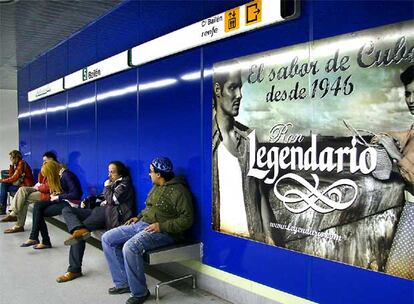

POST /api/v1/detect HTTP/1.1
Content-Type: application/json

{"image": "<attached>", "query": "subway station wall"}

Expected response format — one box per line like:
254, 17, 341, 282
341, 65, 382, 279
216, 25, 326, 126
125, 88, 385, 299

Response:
17, 1, 414, 303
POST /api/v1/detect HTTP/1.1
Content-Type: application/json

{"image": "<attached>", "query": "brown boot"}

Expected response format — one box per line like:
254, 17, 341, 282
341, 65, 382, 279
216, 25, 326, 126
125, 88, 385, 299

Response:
56, 272, 82, 283
64, 228, 91, 246
0, 214, 17, 222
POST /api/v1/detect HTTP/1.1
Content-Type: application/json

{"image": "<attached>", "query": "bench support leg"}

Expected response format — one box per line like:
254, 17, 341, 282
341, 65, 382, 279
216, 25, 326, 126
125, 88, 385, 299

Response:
155, 274, 196, 302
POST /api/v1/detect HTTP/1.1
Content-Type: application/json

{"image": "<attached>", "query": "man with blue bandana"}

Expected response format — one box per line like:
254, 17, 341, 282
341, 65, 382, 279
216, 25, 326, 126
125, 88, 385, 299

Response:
101, 157, 193, 304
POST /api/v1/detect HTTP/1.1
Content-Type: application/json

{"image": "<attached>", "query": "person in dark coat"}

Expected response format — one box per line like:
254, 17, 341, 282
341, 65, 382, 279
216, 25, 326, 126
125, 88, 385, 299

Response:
56, 161, 135, 283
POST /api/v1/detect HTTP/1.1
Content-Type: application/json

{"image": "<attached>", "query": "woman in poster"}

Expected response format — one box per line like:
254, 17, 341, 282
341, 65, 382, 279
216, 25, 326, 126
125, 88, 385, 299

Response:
377, 65, 414, 279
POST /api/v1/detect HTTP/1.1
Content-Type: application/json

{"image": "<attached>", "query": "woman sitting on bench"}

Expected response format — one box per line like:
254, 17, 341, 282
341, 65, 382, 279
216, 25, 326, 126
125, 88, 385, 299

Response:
21, 160, 82, 249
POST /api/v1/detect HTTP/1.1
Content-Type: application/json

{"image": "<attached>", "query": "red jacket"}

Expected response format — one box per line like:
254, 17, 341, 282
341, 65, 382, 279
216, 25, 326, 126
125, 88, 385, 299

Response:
1, 160, 34, 186
37, 172, 50, 201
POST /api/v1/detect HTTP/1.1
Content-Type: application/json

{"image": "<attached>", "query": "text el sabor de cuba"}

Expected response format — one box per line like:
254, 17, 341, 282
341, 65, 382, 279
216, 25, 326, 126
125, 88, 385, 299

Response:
248, 36, 413, 102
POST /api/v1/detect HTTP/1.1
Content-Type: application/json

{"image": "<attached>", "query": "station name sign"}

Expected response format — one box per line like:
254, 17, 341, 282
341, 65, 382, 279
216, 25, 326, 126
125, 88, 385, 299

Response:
64, 51, 130, 89
28, 78, 64, 102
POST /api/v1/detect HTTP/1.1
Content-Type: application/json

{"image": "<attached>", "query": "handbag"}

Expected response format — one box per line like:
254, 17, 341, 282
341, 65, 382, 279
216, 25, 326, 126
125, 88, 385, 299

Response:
81, 194, 104, 209
343, 121, 396, 180
11, 162, 26, 186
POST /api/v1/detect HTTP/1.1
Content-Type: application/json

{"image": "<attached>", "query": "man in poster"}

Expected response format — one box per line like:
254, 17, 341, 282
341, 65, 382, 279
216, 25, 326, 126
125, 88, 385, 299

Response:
212, 62, 275, 244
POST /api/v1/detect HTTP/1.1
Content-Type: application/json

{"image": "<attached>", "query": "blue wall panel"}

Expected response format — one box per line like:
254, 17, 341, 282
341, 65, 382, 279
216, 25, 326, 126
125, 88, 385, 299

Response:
29, 55, 46, 90
67, 24, 97, 73
312, 0, 414, 41
138, 0, 203, 44
46, 42, 68, 82
96, 69, 138, 194
46, 92, 67, 164
18, 117, 31, 163
96, 0, 139, 61
17, 66, 31, 162
310, 257, 414, 304
16, 0, 414, 303
17, 66, 30, 113
29, 54, 47, 173
28, 101, 46, 176
137, 49, 202, 238
203, 0, 246, 18
67, 83, 97, 198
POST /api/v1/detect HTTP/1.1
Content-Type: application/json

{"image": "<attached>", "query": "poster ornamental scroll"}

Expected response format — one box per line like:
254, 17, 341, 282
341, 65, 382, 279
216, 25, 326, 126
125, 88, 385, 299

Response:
212, 20, 414, 280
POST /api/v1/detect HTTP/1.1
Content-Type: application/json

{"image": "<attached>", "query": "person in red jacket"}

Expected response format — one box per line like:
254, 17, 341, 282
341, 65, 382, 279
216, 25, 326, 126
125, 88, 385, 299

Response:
1, 151, 57, 235
0, 150, 34, 215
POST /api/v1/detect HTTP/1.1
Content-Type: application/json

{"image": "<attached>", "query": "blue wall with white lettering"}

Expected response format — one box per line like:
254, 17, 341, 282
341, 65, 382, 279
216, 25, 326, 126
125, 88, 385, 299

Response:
17, 1, 414, 303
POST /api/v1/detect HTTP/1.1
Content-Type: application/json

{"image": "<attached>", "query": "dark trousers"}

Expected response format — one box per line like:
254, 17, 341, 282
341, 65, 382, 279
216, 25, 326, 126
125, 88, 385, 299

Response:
0, 183, 18, 209
29, 201, 69, 245
62, 206, 107, 273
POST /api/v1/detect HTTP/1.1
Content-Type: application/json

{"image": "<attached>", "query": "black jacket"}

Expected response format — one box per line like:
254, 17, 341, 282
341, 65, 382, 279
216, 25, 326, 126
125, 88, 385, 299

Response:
102, 176, 135, 229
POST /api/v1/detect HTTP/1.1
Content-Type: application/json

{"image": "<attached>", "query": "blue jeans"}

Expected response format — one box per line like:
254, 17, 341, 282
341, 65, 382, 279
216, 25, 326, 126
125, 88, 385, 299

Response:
0, 183, 18, 208
101, 220, 175, 297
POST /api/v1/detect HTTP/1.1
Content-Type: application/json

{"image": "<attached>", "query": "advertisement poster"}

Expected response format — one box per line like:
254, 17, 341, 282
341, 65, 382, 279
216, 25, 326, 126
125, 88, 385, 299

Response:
212, 20, 414, 280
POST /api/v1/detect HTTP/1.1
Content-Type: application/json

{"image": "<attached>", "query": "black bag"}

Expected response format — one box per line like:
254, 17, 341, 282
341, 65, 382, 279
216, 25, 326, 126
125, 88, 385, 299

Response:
81, 195, 104, 209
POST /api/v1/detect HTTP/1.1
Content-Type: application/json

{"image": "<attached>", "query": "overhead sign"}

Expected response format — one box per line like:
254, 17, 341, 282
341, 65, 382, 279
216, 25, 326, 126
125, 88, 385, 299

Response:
28, 78, 64, 102
129, 0, 299, 67
26, 0, 298, 102
64, 51, 130, 89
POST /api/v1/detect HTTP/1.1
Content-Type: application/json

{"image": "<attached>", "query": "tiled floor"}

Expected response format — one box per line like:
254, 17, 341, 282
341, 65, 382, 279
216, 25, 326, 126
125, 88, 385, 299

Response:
0, 214, 230, 304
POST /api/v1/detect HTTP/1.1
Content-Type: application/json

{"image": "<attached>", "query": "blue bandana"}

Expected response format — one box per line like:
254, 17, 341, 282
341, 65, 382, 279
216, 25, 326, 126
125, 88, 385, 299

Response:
151, 157, 173, 173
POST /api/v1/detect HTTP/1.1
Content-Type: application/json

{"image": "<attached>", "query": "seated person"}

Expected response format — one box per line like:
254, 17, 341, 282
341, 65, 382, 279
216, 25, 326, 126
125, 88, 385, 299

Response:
1, 151, 57, 230
56, 161, 135, 283
0, 150, 34, 215
19, 160, 82, 247
101, 157, 193, 304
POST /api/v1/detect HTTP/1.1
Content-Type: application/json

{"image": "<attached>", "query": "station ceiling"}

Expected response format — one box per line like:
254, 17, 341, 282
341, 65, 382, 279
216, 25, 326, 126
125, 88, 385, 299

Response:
0, 0, 122, 90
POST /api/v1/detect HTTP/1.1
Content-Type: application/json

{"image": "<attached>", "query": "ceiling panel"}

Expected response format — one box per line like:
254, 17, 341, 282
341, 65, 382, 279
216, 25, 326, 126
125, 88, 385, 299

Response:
0, 0, 122, 90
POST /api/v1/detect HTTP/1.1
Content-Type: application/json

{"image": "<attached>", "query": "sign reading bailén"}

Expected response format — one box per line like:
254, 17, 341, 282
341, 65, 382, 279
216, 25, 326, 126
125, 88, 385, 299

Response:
64, 51, 129, 89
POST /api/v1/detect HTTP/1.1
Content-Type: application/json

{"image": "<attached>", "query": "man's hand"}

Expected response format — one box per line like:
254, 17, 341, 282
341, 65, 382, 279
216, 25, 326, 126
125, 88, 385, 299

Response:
379, 135, 402, 161
145, 222, 160, 233
125, 217, 138, 225
371, 135, 381, 145
104, 179, 112, 187
80, 201, 86, 209
50, 194, 59, 201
